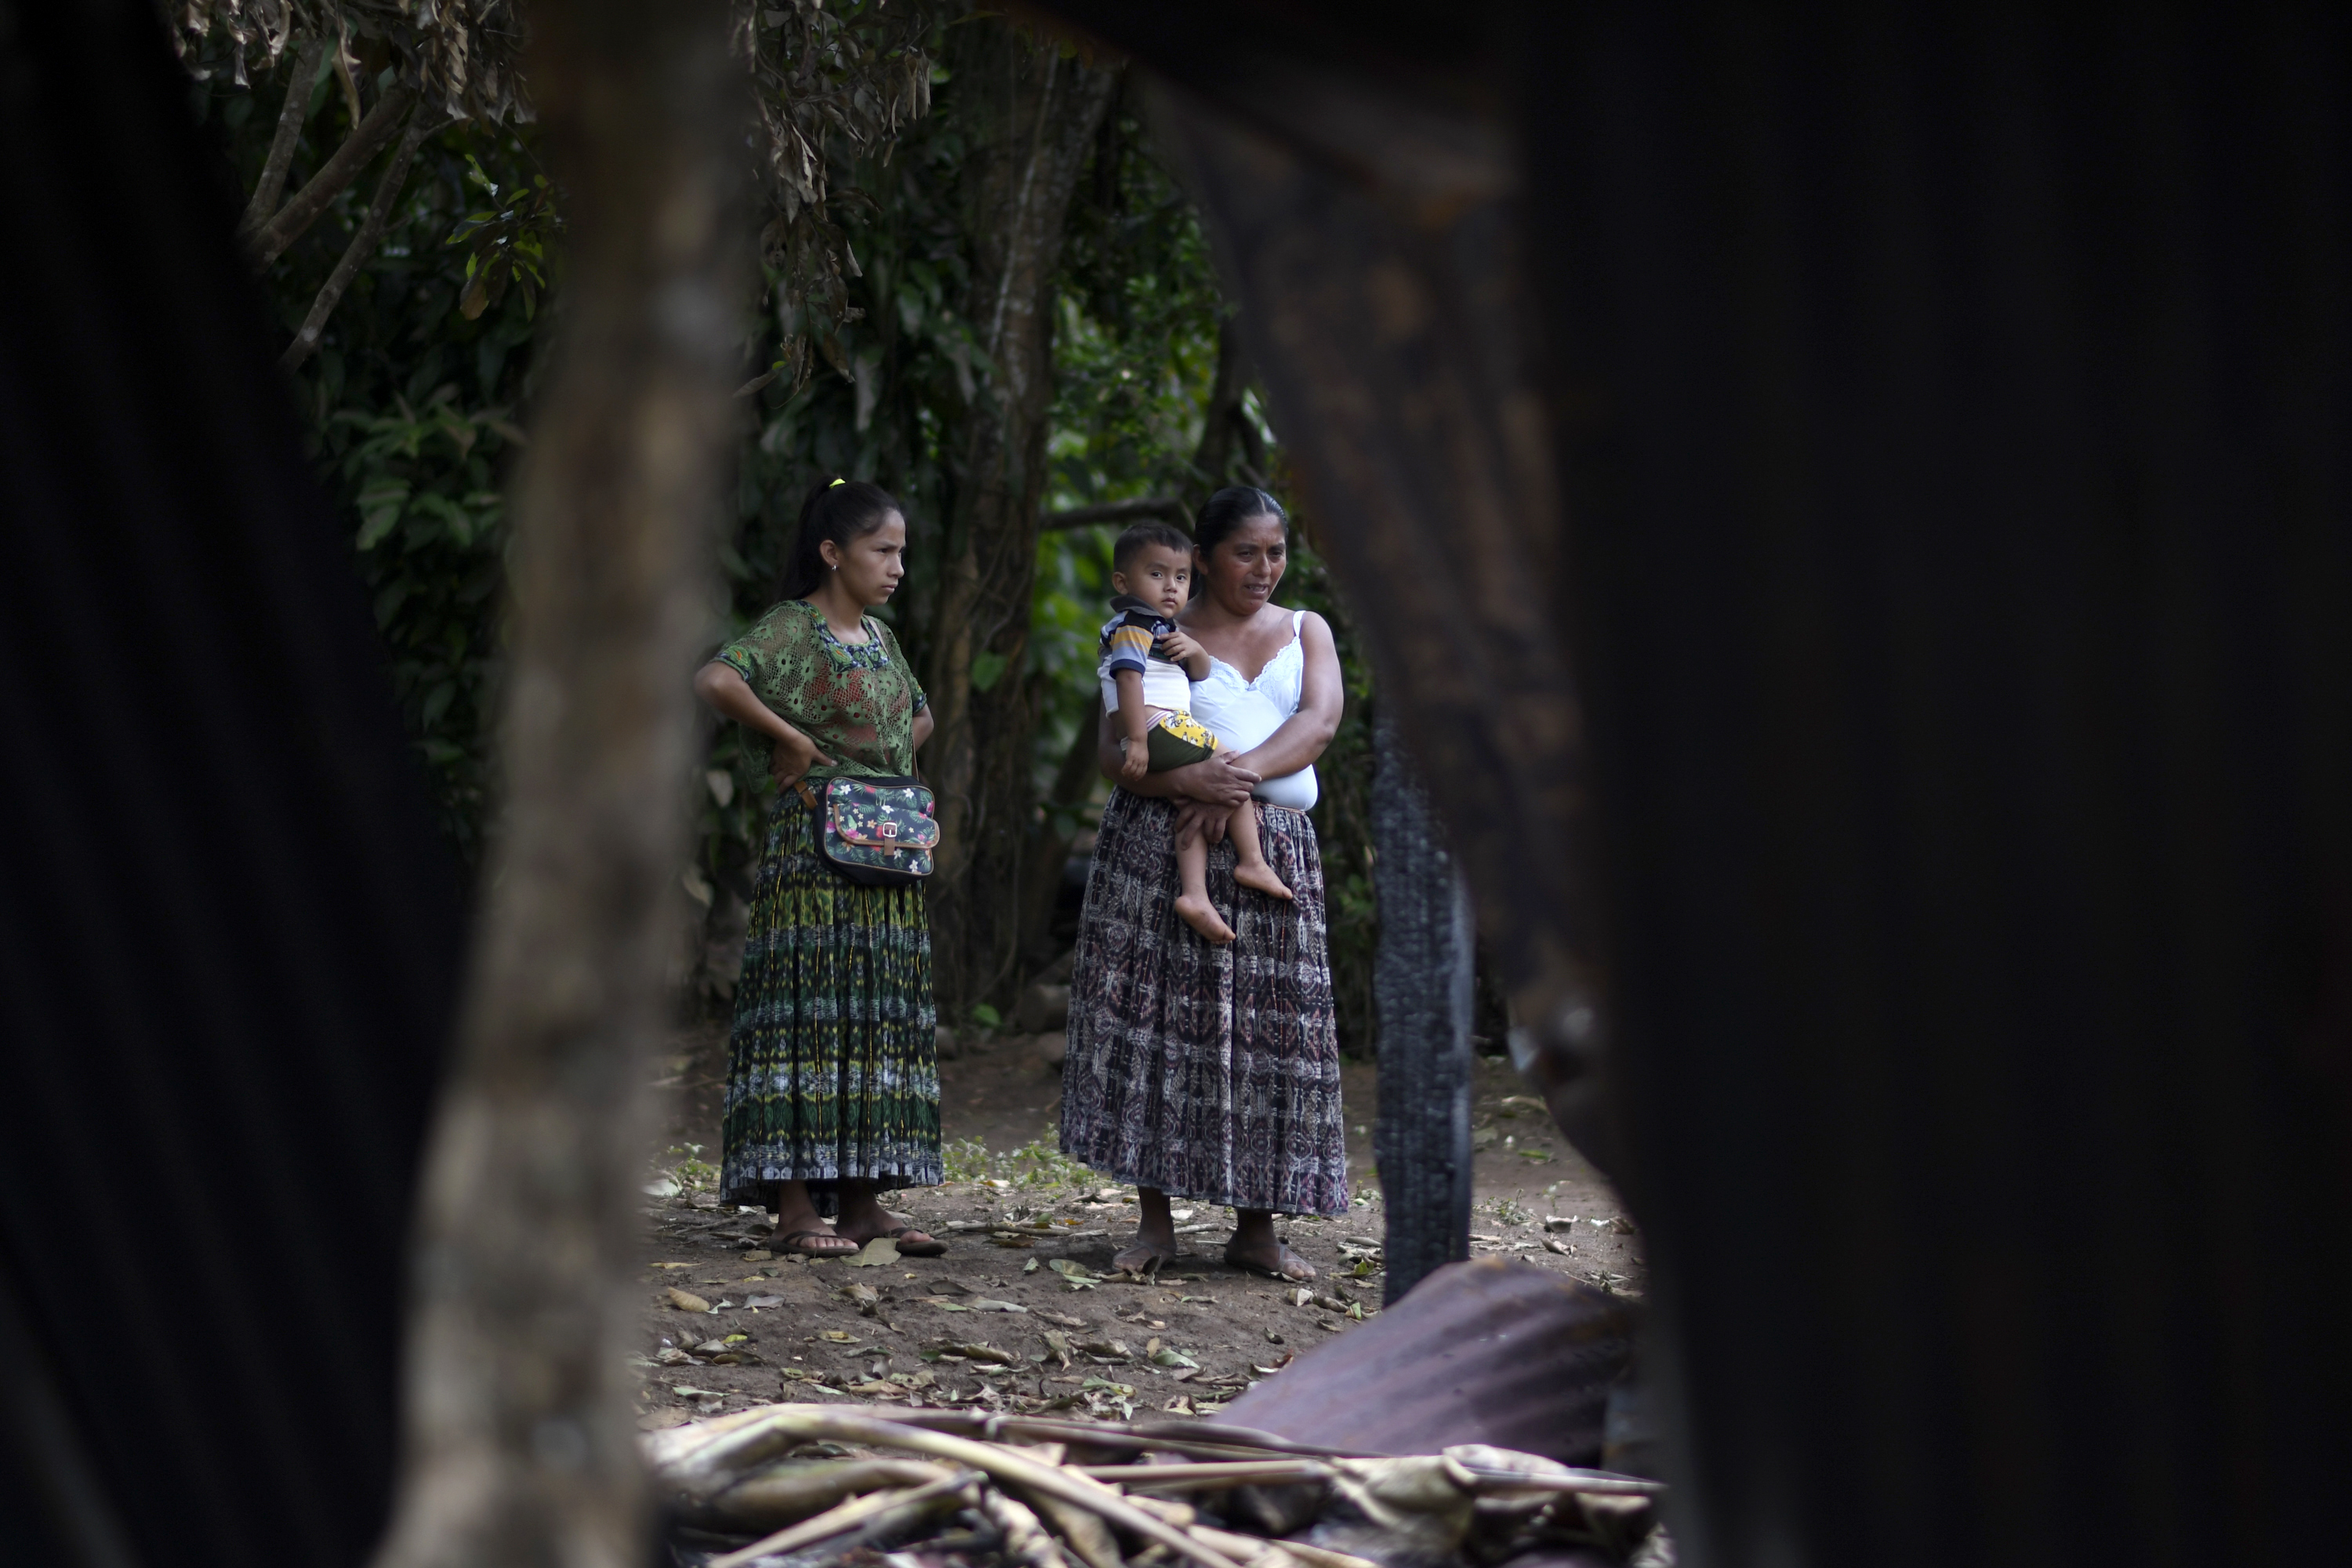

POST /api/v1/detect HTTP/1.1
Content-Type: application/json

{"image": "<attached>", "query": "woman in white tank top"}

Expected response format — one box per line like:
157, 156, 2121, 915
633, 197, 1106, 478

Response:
1058, 489, 1348, 1283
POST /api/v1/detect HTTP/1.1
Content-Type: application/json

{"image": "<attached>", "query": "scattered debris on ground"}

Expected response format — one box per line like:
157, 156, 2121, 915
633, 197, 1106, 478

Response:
635, 1023, 1647, 1429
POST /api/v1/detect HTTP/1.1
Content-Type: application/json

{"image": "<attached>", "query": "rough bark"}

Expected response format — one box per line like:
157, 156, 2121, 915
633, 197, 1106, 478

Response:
1371, 708, 1475, 1304
924, 22, 1119, 1014
367, 0, 743, 1563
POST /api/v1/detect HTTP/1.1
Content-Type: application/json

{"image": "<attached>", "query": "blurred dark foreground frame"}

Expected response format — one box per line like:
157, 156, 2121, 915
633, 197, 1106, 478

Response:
3, 2, 2349, 1566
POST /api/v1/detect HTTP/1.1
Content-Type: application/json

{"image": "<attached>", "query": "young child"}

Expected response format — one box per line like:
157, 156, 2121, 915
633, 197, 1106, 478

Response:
1098, 521, 1294, 945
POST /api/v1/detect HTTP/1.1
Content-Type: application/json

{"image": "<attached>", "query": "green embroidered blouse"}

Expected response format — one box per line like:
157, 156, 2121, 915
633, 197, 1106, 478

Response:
716, 598, 927, 782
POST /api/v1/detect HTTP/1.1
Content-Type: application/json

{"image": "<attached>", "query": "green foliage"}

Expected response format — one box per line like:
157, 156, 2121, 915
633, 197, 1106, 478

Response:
192, 63, 550, 865
942, 1130, 1098, 1192
448, 153, 559, 321
191, 28, 1381, 1042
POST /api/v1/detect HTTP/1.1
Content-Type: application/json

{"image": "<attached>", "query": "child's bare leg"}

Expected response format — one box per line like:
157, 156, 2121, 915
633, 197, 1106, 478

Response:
1173, 822, 1236, 944
1227, 800, 1294, 901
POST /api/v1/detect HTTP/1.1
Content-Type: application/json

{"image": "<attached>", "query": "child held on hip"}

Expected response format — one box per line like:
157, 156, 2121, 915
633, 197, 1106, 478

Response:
1098, 521, 1294, 945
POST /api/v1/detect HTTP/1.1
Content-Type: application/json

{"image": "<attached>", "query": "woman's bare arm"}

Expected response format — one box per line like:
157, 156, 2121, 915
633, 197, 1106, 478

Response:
913, 706, 935, 750
1225, 612, 1342, 780
695, 660, 831, 785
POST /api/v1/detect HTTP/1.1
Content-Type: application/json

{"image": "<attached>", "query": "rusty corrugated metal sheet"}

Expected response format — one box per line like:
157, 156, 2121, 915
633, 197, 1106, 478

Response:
1211, 1258, 1636, 1465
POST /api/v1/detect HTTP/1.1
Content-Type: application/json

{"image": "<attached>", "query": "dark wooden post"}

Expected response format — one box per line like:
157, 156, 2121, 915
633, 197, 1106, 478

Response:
1372, 708, 1476, 1304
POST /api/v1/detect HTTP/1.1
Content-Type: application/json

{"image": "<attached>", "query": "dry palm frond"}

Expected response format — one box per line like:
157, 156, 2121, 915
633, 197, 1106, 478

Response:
643, 1403, 1666, 1568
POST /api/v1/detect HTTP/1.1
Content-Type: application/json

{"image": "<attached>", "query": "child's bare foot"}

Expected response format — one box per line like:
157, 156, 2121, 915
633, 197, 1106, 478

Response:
1233, 859, 1294, 902
1174, 891, 1236, 944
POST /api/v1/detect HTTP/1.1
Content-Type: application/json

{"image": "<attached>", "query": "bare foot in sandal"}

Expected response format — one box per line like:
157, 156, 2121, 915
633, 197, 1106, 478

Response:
775, 1226, 862, 1258
1114, 1187, 1181, 1275
1222, 1209, 1315, 1281
769, 1179, 862, 1258
835, 1180, 946, 1256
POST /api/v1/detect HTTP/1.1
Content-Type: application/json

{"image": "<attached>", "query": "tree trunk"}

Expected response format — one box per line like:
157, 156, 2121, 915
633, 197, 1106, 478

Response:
1182, 315, 1256, 510
1010, 318, 1258, 969
924, 23, 1118, 1015
368, 0, 743, 1563
1371, 708, 1475, 1304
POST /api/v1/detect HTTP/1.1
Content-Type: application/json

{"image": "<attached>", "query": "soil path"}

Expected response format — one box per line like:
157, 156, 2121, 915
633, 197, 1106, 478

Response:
632, 1023, 1640, 1428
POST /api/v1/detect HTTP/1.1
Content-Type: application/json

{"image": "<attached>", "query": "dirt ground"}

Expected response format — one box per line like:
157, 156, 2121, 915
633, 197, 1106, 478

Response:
631, 1022, 1642, 1429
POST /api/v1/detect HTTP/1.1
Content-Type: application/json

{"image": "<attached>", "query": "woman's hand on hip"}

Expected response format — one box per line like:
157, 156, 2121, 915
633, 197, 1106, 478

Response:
769, 725, 834, 792
1169, 752, 1260, 805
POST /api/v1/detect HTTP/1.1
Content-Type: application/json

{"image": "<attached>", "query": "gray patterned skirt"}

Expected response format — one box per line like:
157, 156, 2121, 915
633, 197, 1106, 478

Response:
1058, 789, 1350, 1215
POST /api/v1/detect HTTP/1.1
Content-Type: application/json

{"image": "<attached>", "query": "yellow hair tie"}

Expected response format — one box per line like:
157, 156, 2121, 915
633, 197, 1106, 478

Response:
829, 477, 847, 488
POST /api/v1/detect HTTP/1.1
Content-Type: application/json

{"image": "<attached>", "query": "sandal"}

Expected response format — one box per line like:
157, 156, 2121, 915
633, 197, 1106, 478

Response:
1112, 1243, 1177, 1278
883, 1225, 946, 1258
1222, 1242, 1315, 1283
775, 1229, 862, 1259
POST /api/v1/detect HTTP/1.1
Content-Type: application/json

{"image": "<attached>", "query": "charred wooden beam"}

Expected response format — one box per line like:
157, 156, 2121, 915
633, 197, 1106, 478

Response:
1371, 709, 1475, 1303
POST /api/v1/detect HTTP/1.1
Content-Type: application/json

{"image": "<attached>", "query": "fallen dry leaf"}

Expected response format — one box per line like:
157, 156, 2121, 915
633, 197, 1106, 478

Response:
847, 1237, 900, 1268
662, 1287, 713, 1313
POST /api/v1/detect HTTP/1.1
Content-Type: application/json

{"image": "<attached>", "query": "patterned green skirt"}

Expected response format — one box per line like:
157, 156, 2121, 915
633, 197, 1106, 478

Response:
720, 796, 939, 1213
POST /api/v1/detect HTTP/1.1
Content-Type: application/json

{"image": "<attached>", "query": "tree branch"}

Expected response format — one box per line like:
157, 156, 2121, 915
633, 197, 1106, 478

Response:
241, 38, 327, 240
280, 107, 437, 372
251, 80, 417, 267
1039, 496, 1190, 532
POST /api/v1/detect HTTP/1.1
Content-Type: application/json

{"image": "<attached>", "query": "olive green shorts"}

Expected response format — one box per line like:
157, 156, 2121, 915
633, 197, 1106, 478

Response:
1143, 709, 1218, 771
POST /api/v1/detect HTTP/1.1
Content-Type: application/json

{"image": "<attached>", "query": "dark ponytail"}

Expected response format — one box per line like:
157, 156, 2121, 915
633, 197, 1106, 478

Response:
778, 477, 901, 601
1192, 485, 1288, 564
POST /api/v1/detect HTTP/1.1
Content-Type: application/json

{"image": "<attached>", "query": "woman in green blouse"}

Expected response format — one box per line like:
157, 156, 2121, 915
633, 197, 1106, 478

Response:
693, 478, 945, 1258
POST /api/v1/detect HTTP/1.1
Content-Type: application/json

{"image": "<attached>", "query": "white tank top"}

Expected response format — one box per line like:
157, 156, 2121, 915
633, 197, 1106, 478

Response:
1189, 610, 1318, 810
